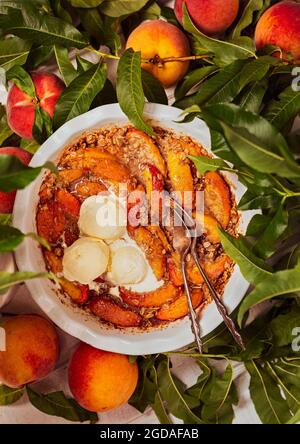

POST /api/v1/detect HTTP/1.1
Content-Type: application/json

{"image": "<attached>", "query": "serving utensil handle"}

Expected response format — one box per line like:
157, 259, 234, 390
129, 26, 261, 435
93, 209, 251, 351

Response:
191, 248, 245, 350
180, 256, 203, 354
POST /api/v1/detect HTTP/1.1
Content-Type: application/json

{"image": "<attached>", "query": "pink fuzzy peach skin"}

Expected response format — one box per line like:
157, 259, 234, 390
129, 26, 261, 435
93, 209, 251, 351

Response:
255, 1, 300, 63
175, 0, 240, 36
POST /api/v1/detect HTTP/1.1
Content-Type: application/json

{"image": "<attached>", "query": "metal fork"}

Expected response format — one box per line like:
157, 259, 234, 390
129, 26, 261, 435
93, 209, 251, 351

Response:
173, 225, 203, 353
171, 197, 245, 351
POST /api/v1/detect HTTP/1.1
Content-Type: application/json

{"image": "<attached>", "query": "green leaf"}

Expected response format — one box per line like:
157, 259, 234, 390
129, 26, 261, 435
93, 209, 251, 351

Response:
77, 7, 103, 41
179, 59, 270, 109
238, 262, 300, 324
0, 36, 31, 71
76, 55, 94, 73
156, 357, 203, 424
160, 5, 178, 25
246, 214, 272, 237
0, 385, 24, 405
238, 79, 268, 113
200, 363, 238, 424
100, 16, 122, 55
0, 213, 12, 225
33, 105, 53, 144
201, 103, 300, 177
54, 45, 77, 86
219, 229, 273, 285
70, 0, 104, 7
20, 138, 40, 154
25, 45, 54, 70
245, 360, 292, 424
0, 271, 50, 292
0, 225, 24, 252
141, 69, 168, 105
253, 205, 288, 259
238, 190, 280, 211
152, 391, 173, 424
26, 387, 98, 423
210, 130, 243, 165
129, 356, 158, 413
116, 49, 153, 135
0, 105, 13, 146
263, 86, 300, 131
206, 59, 269, 105
6, 65, 35, 96
230, 0, 266, 40
182, 4, 256, 66
0, 6, 88, 49
53, 62, 107, 129
92, 78, 117, 107
269, 306, 300, 347
174, 66, 218, 101
0, 154, 56, 192
189, 155, 230, 174
287, 407, 300, 424
51, 0, 72, 23
220, 122, 300, 178
100, 0, 149, 17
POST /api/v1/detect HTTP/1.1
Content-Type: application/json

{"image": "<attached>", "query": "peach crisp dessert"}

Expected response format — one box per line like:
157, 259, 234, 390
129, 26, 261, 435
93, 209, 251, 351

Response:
36, 125, 239, 329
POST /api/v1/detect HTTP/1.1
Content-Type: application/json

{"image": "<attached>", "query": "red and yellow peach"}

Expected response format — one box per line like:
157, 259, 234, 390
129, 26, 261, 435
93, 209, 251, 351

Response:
0, 315, 59, 388
68, 343, 138, 412
175, 0, 240, 36
126, 20, 190, 87
7, 71, 64, 140
255, 1, 300, 63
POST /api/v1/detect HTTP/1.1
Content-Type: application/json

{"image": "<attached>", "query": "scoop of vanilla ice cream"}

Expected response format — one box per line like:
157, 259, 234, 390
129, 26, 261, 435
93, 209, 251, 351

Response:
111, 246, 147, 285
62, 237, 109, 284
79, 194, 127, 241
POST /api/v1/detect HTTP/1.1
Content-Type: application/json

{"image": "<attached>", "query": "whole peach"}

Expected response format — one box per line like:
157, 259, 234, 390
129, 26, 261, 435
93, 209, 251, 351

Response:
126, 20, 190, 87
68, 343, 138, 412
175, 0, 239, 36
7, 72, 64, 140
0, 147, 32, 213
255, 1, 300, 63
0, 315, 59, 388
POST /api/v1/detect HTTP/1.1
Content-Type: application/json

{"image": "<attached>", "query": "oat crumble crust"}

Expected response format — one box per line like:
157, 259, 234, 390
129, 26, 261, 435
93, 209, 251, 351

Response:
36, 124, 239, 330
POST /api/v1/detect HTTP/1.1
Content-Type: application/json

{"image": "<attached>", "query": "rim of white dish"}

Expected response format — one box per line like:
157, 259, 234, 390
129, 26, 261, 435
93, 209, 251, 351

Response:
13, 103, 255, 355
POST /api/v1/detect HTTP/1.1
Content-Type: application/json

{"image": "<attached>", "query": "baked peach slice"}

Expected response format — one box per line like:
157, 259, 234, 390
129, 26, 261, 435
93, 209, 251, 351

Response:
44, 251, 89, 305
62, 148, 117, 169
36, 201, 65, 244
194, 212, 221, 244
56, 189, 80, 217
204, 172, 231, 228
166, 150, 194, 207
74, 181, 107, 200
187, 254, 232, 285
147, 225, 171, 253
89, 294, 142, 327
179, 140, 204, 157
120, 282, 181, 308
60, 279, 89, 305
167, 252, 184, 287
126, 129, 166, 176
59, 168, 84, 186
127, 225, 166, 281
156, 288, 204, 321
